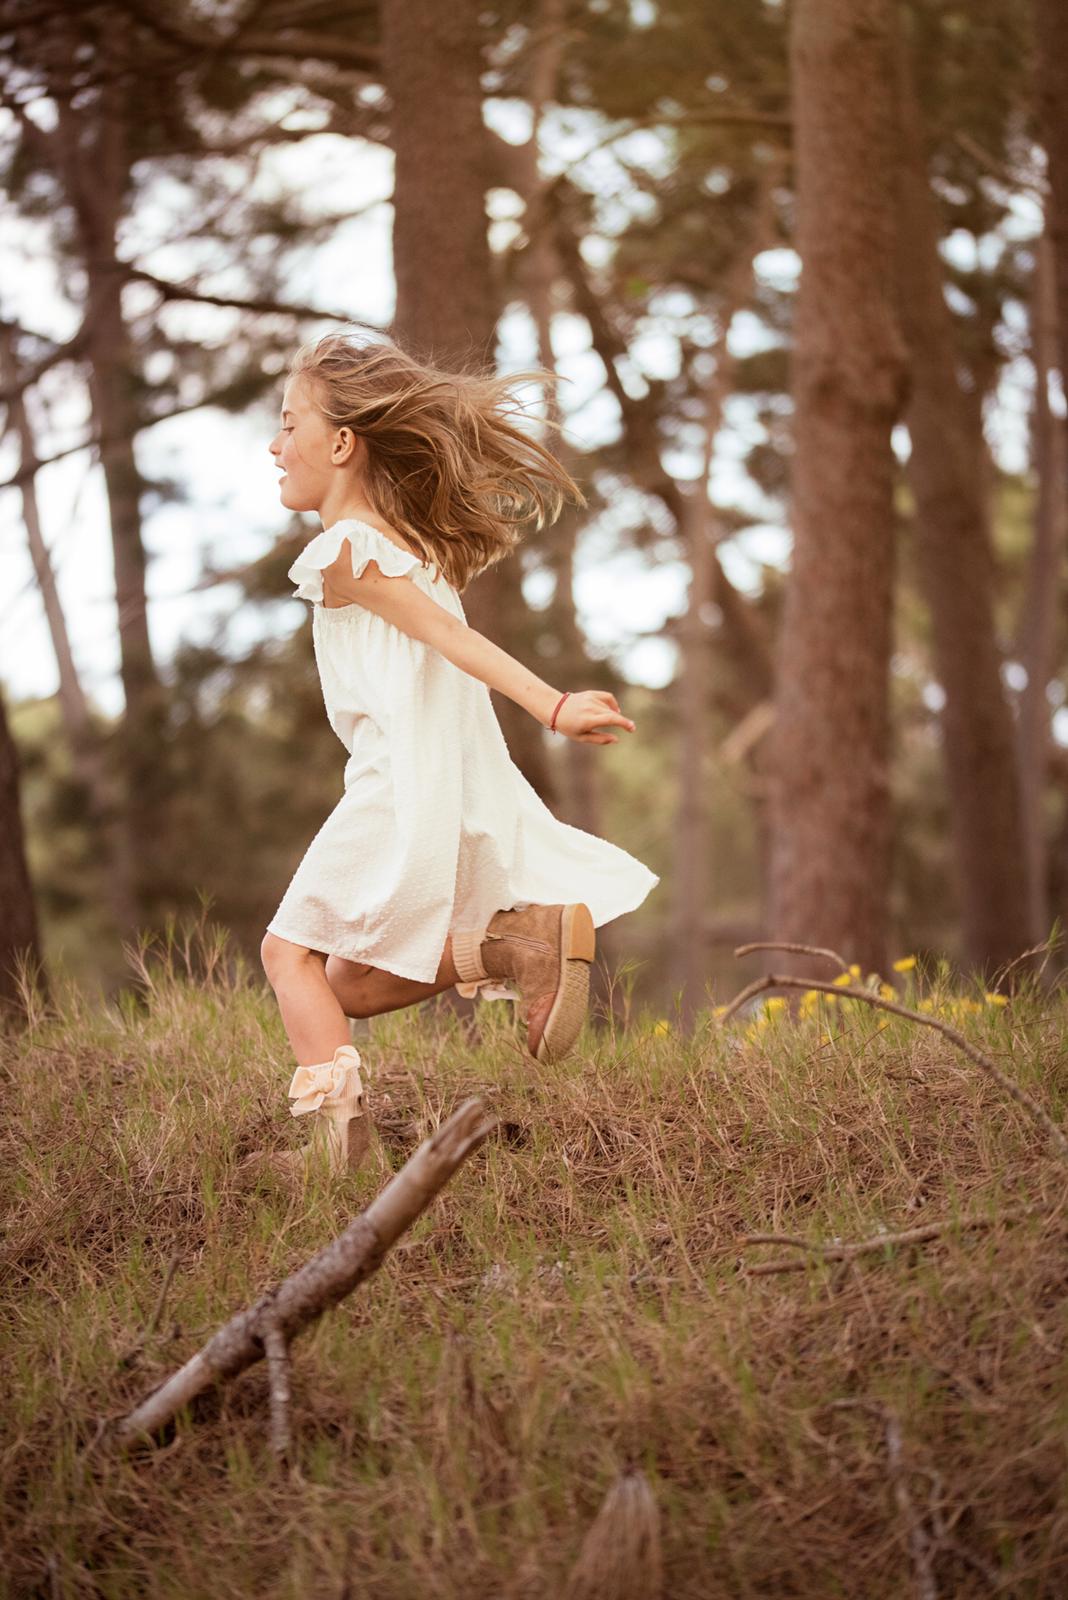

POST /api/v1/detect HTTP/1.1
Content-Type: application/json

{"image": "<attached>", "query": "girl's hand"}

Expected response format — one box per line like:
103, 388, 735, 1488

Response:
550, 690, 636, 744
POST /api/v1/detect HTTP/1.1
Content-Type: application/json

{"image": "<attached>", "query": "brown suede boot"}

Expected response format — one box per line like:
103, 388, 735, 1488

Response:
452, 903, 595, 1063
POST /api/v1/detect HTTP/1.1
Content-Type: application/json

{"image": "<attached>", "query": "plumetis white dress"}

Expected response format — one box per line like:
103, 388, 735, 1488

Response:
265, 517, 660, 1002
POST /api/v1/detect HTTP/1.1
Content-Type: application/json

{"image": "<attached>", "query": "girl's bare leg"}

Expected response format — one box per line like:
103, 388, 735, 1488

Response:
260, 932, 461, 1065
324, 940, 462, 1019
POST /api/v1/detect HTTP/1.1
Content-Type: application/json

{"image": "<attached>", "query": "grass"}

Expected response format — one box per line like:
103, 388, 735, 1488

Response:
1, 919, 1067, 1598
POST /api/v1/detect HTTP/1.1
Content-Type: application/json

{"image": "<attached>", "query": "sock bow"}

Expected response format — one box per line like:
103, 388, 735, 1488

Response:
286, 1044, 364, 1118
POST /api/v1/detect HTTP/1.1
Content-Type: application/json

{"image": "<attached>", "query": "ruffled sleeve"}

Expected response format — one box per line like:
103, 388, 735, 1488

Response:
286, 518, 424, 604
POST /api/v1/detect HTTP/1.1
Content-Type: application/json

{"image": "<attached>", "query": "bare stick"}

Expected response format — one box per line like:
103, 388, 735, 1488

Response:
885, 1412, 937, 1600
734, 940, 848, 971
114, 1098, 496, 1449
262, 1320, 292, 1465
740, 1206, 1046, 1275
717, 972, 1068, 1160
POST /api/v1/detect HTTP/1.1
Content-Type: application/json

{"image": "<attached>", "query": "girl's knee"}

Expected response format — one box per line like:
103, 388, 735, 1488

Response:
261, 931, 312, 983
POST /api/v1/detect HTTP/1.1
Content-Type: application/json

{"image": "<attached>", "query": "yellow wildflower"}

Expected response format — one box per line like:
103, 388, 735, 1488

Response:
832, 971, 852, 988
764, 997, 788, 1016
651, 1018, 672, 1035
848, 963, 862, 979
878, 982, 897, 1001
892, 956, 917, 973
984, 993, 1009, 1008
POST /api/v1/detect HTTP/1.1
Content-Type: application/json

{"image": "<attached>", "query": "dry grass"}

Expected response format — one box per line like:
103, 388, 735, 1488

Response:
1, 919, 1067, 1598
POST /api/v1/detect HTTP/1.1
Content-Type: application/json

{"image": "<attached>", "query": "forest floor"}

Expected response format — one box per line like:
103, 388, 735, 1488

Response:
1, 921, 1066, 1599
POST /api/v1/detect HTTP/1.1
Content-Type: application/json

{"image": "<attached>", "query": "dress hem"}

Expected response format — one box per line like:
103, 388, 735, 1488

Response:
265, 875, 658, 990
264, 923, 448, 985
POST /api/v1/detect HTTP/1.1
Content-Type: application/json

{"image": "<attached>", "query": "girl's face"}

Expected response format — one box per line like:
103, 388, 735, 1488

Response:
267, 375, 360, 515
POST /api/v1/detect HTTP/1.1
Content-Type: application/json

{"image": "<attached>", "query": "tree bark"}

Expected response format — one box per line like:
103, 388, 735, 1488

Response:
381, 0, 555, 799
768, 0, 907, 978
0, 689, 47, 1019
894, 30, 1031, 976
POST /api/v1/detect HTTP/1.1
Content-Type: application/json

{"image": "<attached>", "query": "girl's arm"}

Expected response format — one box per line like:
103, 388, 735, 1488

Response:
320, 546, 636, 743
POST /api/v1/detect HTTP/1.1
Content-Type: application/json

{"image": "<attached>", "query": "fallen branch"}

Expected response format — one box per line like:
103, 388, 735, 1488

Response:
112, 1097, 496, 1457
734, 940, 848, 972
262, 1318, 292, 1465
740, 1205, 1046, 1276
720, 961, 1068, 1162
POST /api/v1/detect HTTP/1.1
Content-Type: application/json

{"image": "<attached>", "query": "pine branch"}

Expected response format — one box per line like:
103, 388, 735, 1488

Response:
123, 266, 366, 325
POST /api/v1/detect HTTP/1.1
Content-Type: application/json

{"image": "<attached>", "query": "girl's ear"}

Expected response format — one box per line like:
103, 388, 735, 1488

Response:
329, 425, 354, 464
332, 427, 359, 465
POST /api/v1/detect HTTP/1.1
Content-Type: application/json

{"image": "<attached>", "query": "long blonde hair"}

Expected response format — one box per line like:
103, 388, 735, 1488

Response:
287, 328, 586, 592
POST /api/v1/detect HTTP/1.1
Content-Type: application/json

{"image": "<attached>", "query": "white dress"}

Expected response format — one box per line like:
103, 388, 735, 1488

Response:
265, 517, 660, 1002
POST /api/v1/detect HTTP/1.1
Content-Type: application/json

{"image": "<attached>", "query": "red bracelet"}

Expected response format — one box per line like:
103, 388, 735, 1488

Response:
549, 691, 571, 733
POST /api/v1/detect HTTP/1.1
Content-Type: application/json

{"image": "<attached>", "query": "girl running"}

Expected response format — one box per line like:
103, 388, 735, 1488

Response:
259, 330, 659, 1175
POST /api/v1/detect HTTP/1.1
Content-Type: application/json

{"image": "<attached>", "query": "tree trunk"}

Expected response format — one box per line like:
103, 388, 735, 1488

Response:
671, 485, 716, 1025
53, 75, 173, 932
0, 322, 137, 937
382, 0, 496, 372
1034, 0, 1068, 964
382, 0, 555, 799
671, 182, 775, 1025
0, 689, 47, 1019
894, 30, 1031, 976
1035, 0, 1068, 389
1017, 236, 1067, 944
768, 0, 907, 978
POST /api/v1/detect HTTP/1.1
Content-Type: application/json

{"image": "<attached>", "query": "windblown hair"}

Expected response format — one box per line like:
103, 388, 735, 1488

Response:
287, 328, 587, 593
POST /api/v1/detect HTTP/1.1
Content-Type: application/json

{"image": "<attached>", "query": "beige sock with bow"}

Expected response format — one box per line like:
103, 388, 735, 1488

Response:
286, 1042, 369, 1174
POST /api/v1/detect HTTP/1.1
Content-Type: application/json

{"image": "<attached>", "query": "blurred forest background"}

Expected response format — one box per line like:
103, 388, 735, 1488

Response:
0, 0, 1065, 1025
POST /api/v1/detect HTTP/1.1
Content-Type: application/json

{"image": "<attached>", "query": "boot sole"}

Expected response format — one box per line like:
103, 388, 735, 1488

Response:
533, 903, 596, 1064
